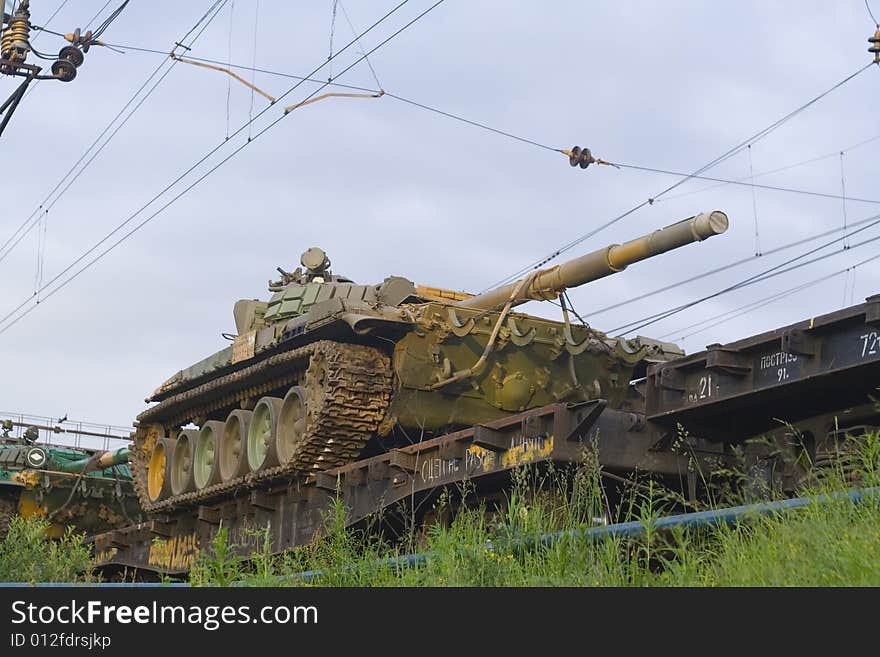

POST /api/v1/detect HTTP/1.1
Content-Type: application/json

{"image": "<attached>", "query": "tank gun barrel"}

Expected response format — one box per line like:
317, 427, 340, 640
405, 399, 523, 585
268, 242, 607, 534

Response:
456, 210, 729, 311
54, 447, 131, 474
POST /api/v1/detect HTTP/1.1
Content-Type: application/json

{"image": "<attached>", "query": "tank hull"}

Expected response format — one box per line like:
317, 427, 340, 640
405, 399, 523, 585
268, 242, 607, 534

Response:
0, 443, 140, 539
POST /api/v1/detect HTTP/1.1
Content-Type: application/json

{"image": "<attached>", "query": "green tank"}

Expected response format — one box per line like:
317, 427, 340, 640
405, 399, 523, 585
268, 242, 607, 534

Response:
132, 210, 729, 512
0, 422, 140, 539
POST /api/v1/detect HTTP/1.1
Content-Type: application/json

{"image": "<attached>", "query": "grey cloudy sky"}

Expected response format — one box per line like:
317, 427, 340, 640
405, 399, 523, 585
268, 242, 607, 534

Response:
0, 0, 877, 428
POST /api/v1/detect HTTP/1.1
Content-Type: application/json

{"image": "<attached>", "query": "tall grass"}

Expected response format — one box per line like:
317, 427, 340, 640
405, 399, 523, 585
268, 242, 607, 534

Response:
2, 435, 877, 586
0, 516, 94, 583
191, 433, 880, 587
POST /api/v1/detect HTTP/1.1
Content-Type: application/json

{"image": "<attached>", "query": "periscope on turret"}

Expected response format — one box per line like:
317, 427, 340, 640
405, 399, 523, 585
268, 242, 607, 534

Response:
131, 211, 729, 512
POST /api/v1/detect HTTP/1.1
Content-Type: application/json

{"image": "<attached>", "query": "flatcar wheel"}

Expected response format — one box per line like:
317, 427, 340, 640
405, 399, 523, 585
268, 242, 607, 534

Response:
170, 429, 198, 496
247, 397, 283, 471
194, 421, 224, 489
147, 436, 177, 502
274, 386, 307, 466
219, 410, 252, 482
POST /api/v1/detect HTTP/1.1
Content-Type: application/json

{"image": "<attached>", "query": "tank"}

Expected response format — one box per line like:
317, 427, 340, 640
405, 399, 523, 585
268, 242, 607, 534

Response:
0, 421, 141, 539
132, 210, 729, 512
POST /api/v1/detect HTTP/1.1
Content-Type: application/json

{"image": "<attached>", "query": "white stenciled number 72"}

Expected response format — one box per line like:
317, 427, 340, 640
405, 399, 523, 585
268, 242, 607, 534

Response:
860, 332, 880, 357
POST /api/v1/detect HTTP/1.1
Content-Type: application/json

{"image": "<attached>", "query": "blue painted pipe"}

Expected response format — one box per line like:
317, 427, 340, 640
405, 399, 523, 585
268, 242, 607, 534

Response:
539, 486, 880, 549
6, 487, 878, 586
288, 486, 880, 583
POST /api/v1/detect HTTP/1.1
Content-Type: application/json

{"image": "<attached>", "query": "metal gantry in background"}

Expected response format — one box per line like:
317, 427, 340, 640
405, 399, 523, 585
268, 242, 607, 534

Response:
0, 410, 132, 451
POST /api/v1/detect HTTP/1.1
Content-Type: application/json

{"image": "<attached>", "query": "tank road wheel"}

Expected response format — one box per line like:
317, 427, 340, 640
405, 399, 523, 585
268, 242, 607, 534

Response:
219, 410, 252, 482
147, 436, 177, 503
0, 495, 16, 541
134, 340, 392, 508
247, 397, 283, 471
194, 421, 224, 489
170, 429, 198, 496
274, 386, 307, 466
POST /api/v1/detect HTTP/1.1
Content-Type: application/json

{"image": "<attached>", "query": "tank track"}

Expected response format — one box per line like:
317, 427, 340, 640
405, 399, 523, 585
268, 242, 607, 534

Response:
130, 341, 392, 513
0, 494, 15, 541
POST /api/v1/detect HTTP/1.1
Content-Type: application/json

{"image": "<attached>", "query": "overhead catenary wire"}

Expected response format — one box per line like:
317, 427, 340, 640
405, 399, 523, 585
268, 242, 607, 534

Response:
609, 208, 880, 336
0, 0, 404, 327
849, 268, 857, 306
613, 209, 880, 334
224, 0, 234, 139
45, 33, 880, 321
587, 209, 880, 320
31, 0, 134, 293
0, 0, 447, 337
91, 44, 876, 209
29, 0, 71, 44
170, 53, 276, 102
0, 1, 229, 267
613, 229, 880, 337
327, 0, 338, 81
0, 0, 442, 335
604, 162, 880, 207
69, 38, 565, 154
94, 43, 379, 92
84, 1, 115, 32
88, 0, 128, 41
867, 0, 878, 26
747, 144, 761, 256
337, 0, 382, 90
8, 7, 872, 343
22, 0, 114, 99
666, 245, 880, 342
841, 267, 852, 309
656, 133, 880, 204
483, 61, 875, 292
668, 269, 848, 342
247, 0, 260, 139
840, 151, 850, 249
29, 0, 74, 300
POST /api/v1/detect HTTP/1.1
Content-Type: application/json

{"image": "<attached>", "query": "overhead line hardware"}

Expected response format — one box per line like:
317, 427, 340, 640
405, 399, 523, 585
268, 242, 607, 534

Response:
0, 0, 445, 337
284, 89, 384, 114
561, 145, 618, 169
1, 1, 81, 81
0, 0, 130, 138
170, 53, 276, 103
870, 27, 880, 64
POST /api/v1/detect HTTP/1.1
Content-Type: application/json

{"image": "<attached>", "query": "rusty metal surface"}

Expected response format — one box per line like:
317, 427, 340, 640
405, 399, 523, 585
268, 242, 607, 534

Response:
92, 402, 693, 576
646, 295, 880, 440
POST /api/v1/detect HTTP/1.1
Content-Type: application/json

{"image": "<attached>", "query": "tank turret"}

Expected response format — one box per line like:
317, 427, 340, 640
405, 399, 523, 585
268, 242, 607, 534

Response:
0, 436, 138, 539
132, 210, 730, 512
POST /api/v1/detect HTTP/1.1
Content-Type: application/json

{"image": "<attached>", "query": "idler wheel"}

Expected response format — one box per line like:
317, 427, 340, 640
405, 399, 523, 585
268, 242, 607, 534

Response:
219, 410, 252, 482
147, 436, 176, 502
170, 429, 198, 496
194, 421, 224, 489
274, 386, 307, 466
247, 397, 283, 471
